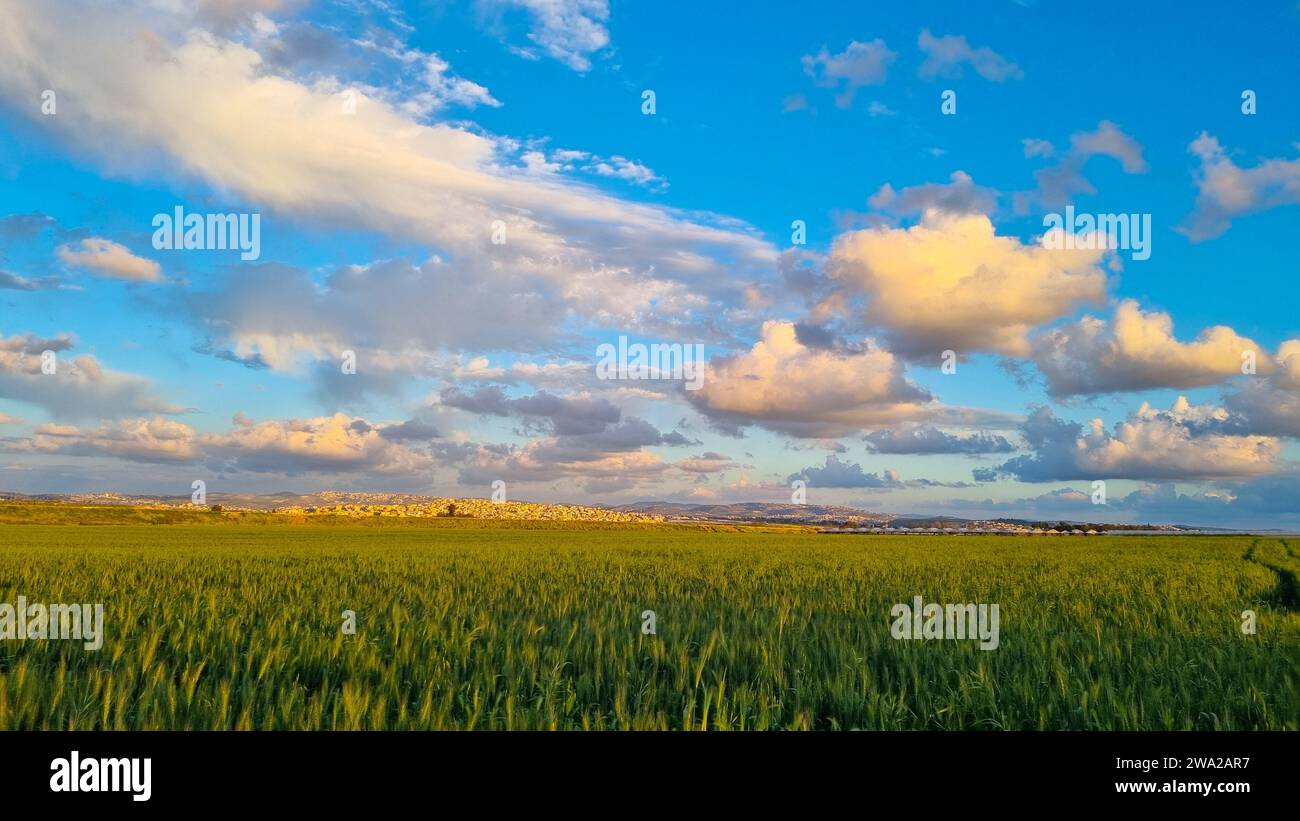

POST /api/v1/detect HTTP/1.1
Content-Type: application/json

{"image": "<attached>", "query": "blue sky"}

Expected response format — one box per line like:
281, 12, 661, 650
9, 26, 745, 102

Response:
0, 0, 1298, 527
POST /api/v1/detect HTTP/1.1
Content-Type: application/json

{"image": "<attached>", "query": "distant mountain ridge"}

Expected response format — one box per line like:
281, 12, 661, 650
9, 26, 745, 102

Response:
0, 491, 1269, 532
612, 502, 1224, 533
614, 501, 892, 525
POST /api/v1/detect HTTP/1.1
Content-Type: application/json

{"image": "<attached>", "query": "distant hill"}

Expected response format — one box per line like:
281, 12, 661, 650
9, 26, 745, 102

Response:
2, 491, 1282, 532
615, 501, 892, 525
616, 503, 1221, 533
0, 492, 660, 523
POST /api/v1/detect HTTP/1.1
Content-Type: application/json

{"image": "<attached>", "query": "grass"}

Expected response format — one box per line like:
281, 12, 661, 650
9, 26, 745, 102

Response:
0, 515, 1295, 730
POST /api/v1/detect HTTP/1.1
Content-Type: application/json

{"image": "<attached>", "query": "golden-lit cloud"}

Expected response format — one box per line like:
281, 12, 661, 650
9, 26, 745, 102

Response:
1031, 300, 1274, 395
826, 211, 1108, 357
689, 320, 934, 436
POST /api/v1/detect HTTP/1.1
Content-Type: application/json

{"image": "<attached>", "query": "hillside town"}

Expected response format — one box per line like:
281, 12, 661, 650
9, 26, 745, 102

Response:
274, 497, 664, 523
0, 492, 1205, 531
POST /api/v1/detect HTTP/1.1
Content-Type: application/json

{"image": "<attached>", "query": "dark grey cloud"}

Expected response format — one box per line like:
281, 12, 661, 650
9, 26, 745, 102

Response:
864, 425, 1015, 455
378, 418, 441, 442
660, 429, 701, 447
440, 386, 621, 436
1224, 381, 1300, 438
792, 321, 837, 349
789, 454, 902, 488
193, 340, 271, 370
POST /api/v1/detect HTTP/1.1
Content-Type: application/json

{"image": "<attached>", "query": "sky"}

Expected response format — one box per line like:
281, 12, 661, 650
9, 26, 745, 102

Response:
0, 0, 1298, 527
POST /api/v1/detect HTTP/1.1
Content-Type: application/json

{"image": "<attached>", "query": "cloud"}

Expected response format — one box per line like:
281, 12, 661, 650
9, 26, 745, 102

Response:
0, 333, 183, 421
802, 39, 896, 108
977, 398, 1282, 482
788, 454, 972, 490
10, 410, 440, 477
438, 390, 688, 474
0, 270, 62, 291
254, 19, 346, 72
418, 53, 501, 111
1030, 300, 1273, 396
56, 238, 162, 282
446, 355, 595, 389
863, 425, 1015, 454
189, 259, 565, 372
1180, 133, 1300, 241
660, 430, 701, 447
20, 417, 200, 462
1225, 382, 1300, 438
0, 333, 74, 355
521, 148, 667, 190
204, 413, 432, 474
1277, 339, 1300, 391
1023, 121, 1147, 209
868, 171, 999, 218
529, 417, 671, 461
917, 29, 1022, 81
790, 454, 902, 488
282, 24, 498, 116
923, 474, 1300, 529
688, 320, 935, 437
376, 418, 441, 442
1021, 138, 1054, 159
0, 211, 60, 241
192, 340, 271, 370
189, 250, 736, 402
441, 435, 668, 487
1223, 344, 1300, 437
478, 0, 610, 71
439, 386, 621, 435
194, 0, 303, 31
0, 0, 774, 358
4, 406, 683, 491
993, 478, 1294, 528
675, 452, 740, 473
825, 210, 1108, 357
587, 156, 666, 191
1214, 473, 1300, 519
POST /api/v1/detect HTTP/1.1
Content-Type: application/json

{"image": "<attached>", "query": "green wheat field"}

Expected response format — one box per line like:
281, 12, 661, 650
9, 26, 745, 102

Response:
0, 508, 1296, 730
